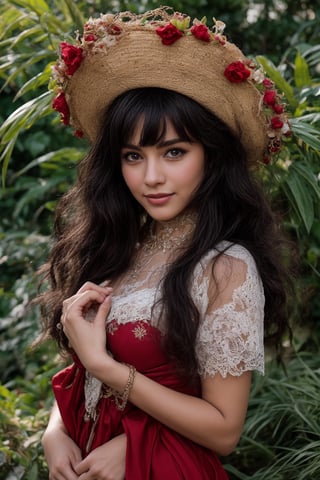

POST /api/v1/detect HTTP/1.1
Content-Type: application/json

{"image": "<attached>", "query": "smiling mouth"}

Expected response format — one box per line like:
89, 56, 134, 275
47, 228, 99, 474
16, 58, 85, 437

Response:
145, 193, 174, 198
144, 193, 174, 205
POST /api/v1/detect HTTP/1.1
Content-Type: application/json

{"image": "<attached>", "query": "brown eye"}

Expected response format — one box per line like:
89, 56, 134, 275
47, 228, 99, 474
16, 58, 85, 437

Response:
122, 151, 141, 163
166, 148, 186, 159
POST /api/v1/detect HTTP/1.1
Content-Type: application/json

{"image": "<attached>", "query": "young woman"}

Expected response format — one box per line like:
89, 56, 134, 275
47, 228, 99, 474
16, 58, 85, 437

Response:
39, 8, 291, 480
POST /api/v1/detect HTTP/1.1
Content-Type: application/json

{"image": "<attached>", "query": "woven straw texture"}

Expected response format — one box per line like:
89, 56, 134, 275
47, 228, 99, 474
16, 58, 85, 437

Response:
66, 30, 267, 164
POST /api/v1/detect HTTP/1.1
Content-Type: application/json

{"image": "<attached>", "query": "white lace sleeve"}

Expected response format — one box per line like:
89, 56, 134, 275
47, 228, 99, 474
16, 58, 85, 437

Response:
194, 243, 265, 378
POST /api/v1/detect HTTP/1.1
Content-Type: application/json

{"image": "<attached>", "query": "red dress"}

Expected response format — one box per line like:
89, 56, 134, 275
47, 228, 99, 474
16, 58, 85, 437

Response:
52, 241, 266, 479
52, 321, 229, 479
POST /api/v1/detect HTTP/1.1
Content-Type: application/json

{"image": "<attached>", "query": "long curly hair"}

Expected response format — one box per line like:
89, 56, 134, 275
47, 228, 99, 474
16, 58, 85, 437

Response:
37, 87, 292, 378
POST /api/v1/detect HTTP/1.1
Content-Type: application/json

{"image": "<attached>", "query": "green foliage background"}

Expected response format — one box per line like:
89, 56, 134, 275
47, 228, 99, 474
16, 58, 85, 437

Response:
0, 1, 319, 478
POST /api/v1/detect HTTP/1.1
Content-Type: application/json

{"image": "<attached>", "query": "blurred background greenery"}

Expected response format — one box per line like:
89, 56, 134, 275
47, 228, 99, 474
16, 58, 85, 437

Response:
0, 0, 319, 478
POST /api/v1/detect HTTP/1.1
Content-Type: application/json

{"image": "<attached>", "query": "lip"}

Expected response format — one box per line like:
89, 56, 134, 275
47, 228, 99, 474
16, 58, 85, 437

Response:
144, 193, 174, 205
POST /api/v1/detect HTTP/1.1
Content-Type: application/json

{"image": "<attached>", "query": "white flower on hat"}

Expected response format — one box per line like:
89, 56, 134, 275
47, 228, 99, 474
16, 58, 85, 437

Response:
252, 68, 265, 84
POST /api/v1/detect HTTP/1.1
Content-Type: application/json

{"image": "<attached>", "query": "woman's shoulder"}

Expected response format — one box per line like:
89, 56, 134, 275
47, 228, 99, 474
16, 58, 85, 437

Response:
195, 242, 265, 378
197, 241, 259, 277
192, 241, 264, 314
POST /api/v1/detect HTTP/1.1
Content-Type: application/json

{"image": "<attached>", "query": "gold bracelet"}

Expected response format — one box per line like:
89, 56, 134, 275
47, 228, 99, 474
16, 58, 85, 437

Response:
114, 364, 136, 411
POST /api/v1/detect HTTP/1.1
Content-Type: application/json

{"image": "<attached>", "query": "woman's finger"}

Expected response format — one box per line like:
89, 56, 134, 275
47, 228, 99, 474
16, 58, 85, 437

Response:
62, 290, 109, 325
76, 280, 111, 295
95, 295, 112, 327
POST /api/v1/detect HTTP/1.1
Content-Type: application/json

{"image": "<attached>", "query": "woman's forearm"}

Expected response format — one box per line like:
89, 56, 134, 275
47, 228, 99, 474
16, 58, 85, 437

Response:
43, 401, 67, 434
89, 357, 251, 455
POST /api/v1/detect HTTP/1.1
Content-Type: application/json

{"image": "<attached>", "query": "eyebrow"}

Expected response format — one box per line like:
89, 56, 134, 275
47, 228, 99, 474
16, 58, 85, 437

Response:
122, 138, 190, 149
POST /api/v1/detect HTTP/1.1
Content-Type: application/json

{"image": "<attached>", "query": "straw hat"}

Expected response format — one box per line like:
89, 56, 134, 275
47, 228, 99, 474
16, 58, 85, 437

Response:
51, 7, 290, 164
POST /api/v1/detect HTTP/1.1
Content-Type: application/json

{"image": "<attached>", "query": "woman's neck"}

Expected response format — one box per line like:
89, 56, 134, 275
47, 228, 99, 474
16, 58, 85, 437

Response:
143, 210, 197, 254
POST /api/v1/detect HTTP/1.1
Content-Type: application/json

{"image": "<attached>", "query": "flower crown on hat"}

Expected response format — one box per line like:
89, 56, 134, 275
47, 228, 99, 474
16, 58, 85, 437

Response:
51, 7, 291, 165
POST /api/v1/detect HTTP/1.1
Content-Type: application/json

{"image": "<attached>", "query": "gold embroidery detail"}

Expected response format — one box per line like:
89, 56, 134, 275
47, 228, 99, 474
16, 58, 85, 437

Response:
133, 323, 147, 340
107, 320, 119, 335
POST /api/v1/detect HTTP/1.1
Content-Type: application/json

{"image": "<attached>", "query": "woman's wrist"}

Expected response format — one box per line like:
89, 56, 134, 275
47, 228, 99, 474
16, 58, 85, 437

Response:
87, 351, 117, 381
90, 358, 136, 408
113, 364, 136, 411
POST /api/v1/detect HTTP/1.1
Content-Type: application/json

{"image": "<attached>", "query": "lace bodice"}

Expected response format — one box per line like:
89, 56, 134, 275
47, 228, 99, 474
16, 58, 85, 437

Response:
109, 241, 265, 378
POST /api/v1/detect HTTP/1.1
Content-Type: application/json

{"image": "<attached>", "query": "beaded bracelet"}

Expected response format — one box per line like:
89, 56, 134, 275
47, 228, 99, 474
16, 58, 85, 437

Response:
114, 364, 136, 411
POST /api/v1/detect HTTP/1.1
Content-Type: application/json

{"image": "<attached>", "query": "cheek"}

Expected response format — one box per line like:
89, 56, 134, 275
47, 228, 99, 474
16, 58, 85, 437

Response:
180, 161, 205, 190
121, 165, 137, 192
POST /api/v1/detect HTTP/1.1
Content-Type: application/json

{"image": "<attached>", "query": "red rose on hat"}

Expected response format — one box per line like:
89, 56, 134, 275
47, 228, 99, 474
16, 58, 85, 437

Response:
84, 34, 97, 42
263, 90, 276, 106
52, 92, 70, 125
263, 78, 274, 88
224, 61, 251, 83
271, 116, 284, 129
60, 42, 83, 76
273, 104, 284, 114
191, 24, 211, 42
156, 23, 183, 45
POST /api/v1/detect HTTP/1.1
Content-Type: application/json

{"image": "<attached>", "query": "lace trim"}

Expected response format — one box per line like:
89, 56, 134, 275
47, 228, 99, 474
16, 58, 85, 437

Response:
108, 287, 165, 332
194, 244, 265, 377
84, 370, 102, 421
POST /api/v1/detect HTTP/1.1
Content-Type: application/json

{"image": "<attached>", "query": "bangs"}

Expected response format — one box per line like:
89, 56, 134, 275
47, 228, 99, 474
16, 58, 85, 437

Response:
134, 97, 195, 146
107, 88, 198, 149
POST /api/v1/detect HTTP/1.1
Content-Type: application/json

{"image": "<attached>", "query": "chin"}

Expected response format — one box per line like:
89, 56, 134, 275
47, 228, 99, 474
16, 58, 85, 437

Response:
148, 211, 180, 222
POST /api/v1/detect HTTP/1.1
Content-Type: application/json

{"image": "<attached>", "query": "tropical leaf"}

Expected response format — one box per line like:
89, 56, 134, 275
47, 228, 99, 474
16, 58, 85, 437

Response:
0, 91, 53, 143
298, 86, 320, 104
14, 67, 52, 100
290, 118, 320, 151
0, 9, 30, 42
0, 52, 53, 90
0, 92, 53, 184
13, 147, 84, 177
9, 0, 50, 15
284, 169, 314, 232
0, 138, 17, 185
302, 112, 320, 125
7, 24, 46, 48
291, 162, 320, 201
59, 0, 85, 30
303, 44, 320, 68
294, 51, 312, 88
12, 175, 68, 217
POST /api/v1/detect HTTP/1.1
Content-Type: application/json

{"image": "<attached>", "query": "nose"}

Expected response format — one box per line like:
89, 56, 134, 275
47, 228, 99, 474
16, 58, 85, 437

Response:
144, 157, 165, 186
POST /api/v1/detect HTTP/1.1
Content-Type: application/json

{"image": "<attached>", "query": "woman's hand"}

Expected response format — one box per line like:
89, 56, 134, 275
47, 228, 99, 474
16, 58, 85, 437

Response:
75, 434, 127, 480
61, 282, 112, 372
42, 425, 82, 480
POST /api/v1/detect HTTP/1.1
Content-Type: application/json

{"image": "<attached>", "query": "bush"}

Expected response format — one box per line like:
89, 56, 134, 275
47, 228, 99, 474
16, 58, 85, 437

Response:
225, 353, 320, 479
0, 343, 61, 480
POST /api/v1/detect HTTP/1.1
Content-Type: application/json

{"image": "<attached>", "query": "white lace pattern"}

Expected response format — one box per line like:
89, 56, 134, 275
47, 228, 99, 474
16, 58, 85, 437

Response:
193, 244, 265, 378
108, 241, 265, 377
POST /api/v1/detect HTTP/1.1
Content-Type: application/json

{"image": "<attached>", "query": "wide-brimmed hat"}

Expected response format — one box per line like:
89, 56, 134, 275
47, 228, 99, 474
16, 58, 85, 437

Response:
51, 7, 290, 164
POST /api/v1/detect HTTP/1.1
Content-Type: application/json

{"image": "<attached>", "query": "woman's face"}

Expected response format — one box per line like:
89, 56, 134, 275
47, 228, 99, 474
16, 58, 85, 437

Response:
121, 120, 205, 222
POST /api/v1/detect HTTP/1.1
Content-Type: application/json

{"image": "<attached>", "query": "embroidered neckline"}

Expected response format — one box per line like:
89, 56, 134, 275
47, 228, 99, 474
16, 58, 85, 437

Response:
122, 211, 197, 282
141, 211, 197, 254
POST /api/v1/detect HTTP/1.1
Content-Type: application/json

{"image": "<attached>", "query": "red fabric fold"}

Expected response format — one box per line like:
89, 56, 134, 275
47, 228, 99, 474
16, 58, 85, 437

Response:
52, 322, 228, 479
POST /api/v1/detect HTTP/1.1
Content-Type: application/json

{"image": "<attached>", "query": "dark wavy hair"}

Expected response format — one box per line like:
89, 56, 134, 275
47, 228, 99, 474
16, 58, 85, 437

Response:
37, 87, 291, 378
